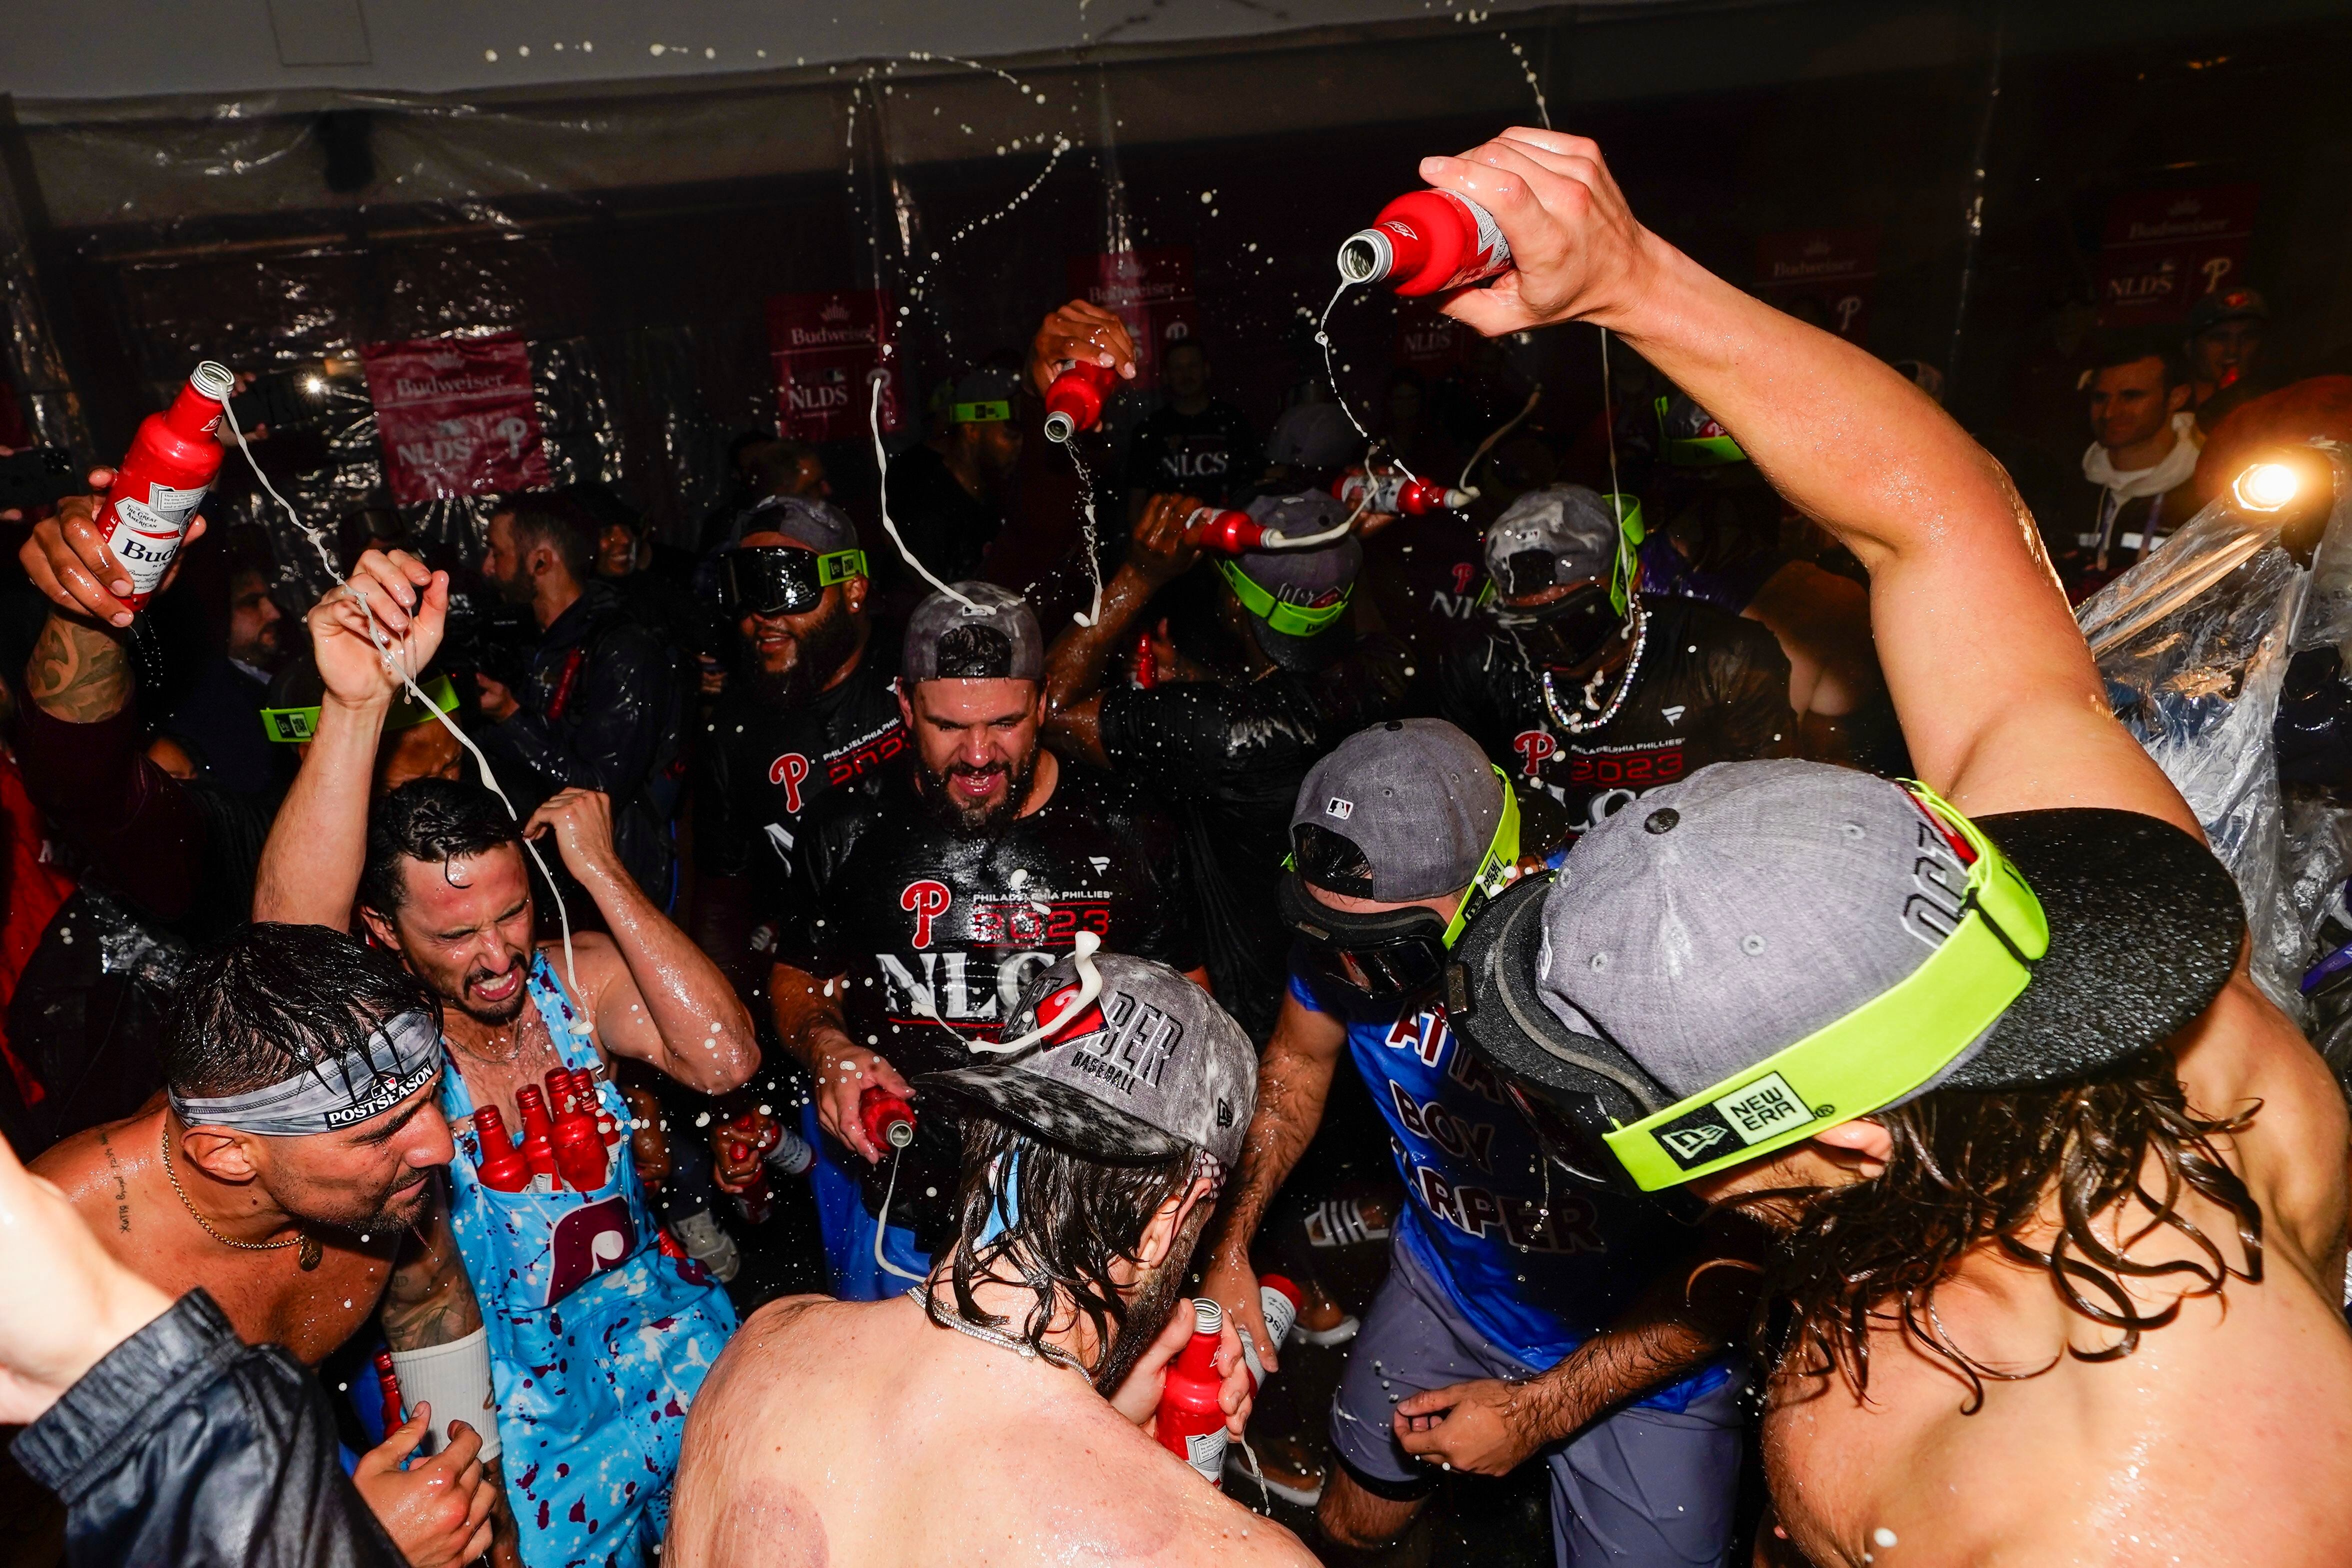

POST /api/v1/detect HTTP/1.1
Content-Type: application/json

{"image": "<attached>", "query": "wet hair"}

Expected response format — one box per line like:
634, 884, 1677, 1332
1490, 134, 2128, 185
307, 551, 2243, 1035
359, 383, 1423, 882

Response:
1747, 1045, 2262, 1412
1293, 822, 1374, 896
496, 492, 599, 584
932, 623, 1014, 679
942, 1118, 1200, 1376
164, 922, 440, 1098
360, 778, 522, 918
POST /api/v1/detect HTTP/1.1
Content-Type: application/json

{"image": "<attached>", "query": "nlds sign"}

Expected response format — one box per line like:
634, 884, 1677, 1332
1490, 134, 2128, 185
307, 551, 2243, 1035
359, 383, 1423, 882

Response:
768, 291, 900, 442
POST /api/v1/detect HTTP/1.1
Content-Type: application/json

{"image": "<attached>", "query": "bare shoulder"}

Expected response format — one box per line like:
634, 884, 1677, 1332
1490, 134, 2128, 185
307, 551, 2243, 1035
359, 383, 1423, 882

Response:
1162, 1503, 1318, 1567
538, 930, 623, 983
32, 1108, 151, 1208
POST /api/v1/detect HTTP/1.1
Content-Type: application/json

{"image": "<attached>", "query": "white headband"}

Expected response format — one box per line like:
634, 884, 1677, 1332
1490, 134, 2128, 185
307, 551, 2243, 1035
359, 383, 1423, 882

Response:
168, 1010, 441, 1137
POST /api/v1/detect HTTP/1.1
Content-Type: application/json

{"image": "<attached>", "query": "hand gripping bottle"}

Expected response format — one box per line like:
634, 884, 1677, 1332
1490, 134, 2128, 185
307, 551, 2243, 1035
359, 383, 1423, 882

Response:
1182, 508, 1264, 555
859, 1085, 916, 1152
100, 362, 236, 611
514, 1086, 560, 1192
1042, 360, 1119, 444
1338, 190, 1512, 296
728, 1140, 775, 1226
546, 1069, 608, 1192
1155, 1299, 1232, 1486
469, 1105, 531, 1194
763, 1116, 817, 1179
1238, 1274, 1304, 1392
1336, 470, 1474, 516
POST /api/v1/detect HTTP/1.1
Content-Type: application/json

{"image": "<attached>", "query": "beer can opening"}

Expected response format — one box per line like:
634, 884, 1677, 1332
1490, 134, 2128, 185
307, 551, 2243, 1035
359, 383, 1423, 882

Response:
1336, 232, 1388, 284
1042, 410, 1078, 444
190, 360, 237, 401
1192, 1298, 1222, 1336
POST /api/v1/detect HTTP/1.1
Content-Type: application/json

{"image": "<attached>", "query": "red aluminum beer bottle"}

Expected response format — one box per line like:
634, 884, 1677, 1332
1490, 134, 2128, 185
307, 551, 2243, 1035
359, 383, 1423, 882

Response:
1338, 190, 1512, 296
574, 1070, 620, 1147
548, 1073, 608, 1192
372, 1349, 405, 1429
470, 1105, 531, 1194
1154, 1299, 1232, 1486
760, 1112, 817, 1178
1042, 360, 1119, 444
514, 1086, 560, 1190
1239, 1274, 1304, 1391
1335, 469, 1473, 516
1132, 626, 1158, 690
858, 1085, 916, 1152
1182, 508, 1263, 555
100, 362, 236, 612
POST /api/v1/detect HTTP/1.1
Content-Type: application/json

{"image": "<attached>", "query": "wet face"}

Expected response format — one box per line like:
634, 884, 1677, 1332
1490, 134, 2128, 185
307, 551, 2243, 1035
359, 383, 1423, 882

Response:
242, 1078, 456, 1232
226, 570, 284, 668
2188, 317, 2263, 386
596, 520, 638, 578
1500, 578, 1623, 668
900, 678, 1043, 834
733, 530, 864, 707
368, 846, 537, 1025
481, 512, 536, 606
2086, 357, 2182, 452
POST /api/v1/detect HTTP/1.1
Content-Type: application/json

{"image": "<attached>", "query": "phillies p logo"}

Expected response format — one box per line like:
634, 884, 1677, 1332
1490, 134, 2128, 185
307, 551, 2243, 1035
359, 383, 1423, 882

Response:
902, 880, 952, 948
1513, 730, 1556, 779
1452, 561, 1478, 594
768, 752, 812, 814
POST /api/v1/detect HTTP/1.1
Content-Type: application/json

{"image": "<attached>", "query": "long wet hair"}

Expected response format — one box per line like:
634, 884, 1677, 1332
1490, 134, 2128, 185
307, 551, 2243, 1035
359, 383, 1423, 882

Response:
940, 1117, 1201, 1384
1744, 1044, 2262, 1412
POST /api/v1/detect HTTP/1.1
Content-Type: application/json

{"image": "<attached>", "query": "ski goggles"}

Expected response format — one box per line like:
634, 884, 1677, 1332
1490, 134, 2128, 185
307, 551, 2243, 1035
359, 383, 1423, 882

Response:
720, 545, 868, 618
1216, 558, 1352, 638
1452, 782, 2046, 1194
1477, 494, 1644, 618
1282, 768, 1521, 1002
261, 670, 460, 744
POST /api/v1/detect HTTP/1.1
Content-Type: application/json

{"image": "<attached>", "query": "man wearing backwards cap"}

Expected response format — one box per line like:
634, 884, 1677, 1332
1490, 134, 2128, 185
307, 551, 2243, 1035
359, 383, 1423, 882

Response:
767, 582, 1200, 1298
670, 951, 1316, 1568
32, 921, 508, 1568
1200, 718, 1748, 1568
1438, 482, 1796, 842
1038, 482, 1415, 1036
1426, 125, 2352, 1563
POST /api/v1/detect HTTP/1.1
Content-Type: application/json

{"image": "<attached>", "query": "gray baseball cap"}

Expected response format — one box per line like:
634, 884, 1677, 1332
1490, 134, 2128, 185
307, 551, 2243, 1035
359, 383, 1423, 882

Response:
1449, 758, 2245, 1186
902, 582, 1044, 682
1266, 402, 1364, 472
736, 494, 860, 554
918, 953, 1258, 1169
1292, 720, 1504, 902
1484, 486, 1620, 600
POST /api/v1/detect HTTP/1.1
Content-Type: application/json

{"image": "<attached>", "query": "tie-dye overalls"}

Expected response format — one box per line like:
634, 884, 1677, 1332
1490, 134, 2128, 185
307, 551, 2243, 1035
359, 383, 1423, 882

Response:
439, 954, 737, 1568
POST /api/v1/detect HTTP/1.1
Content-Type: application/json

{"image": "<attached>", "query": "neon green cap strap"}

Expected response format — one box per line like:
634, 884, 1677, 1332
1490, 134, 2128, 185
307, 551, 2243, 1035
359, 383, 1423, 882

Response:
952, 400, 1012, 424
1602, 782, 2048, 1190
1654, 394, 1748, 466
1216, 558, 1352, 638
260, 670, 461, 744
1604, 492, 1645, 616
1444, 768, 1522, 947
818, 548, 868, 586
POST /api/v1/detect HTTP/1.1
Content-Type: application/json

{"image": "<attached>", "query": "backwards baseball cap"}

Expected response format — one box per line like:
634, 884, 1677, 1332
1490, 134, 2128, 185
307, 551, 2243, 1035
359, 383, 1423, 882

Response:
738, 493, 860, 555
1484, 484, 1646, 617
1655, 392, 1748, 468
1218, 490, 1360, 669
950, 365, 1022, 426
262, 655, 460, 744
903, 582, 1044, 682
2187, 286, 2268, 336
1281, 719, 1522, 1001
1448, 760, 2242, 1194
920, 952, 1258, 1169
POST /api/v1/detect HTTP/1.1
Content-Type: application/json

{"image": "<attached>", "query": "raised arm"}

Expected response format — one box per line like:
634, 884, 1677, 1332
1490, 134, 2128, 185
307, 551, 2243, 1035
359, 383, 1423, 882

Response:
1424, 128, 2188, 830
1042, 494, 1203, 768
524, 788, 756, 1096
252, 549, 448, 927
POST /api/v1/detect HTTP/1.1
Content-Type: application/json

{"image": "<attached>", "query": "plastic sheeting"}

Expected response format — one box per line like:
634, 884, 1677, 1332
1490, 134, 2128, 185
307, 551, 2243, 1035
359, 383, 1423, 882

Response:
2078, 440, 2352, 1024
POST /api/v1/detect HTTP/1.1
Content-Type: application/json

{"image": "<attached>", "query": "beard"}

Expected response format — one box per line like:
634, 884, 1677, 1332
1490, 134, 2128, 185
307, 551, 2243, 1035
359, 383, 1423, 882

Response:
1092, 1202, 1216, 1396
280, 1166, 438, 1236
740, 598, 860, 710
452, 956, 530, 1026
915, 748, 1038, 837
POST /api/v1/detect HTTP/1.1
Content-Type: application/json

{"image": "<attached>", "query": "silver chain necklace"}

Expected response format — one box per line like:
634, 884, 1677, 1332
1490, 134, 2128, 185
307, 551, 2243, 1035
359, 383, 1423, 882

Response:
907, 1284, 1092, 1380
1540, 596, 1649, 735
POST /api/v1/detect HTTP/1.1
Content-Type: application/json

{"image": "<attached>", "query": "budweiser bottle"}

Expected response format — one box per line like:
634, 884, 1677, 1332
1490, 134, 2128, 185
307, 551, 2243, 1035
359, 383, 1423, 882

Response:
1042, 360, 1118, 444
1182, 508, 1262, 554
859, 1086, 916, 1152
1338, 190, 1512, 296
1154, 1300, 1231, 1486
100, 362, 236, 611
548, 1070, 608, 1192
572, 1070, 620, 1146
514, 1086, 560, 1192
1336, 470, 1472, 516
1238, 1274, 1304, 1391
470, 1105, 531, 1194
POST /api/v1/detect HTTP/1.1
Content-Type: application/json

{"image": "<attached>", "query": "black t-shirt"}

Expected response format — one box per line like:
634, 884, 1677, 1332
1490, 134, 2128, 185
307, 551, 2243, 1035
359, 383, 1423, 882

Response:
1438, 595, 1796, 838
1122, 400, 1264, 504
1097, 634, 1418, 1038
694, 640, 906, 898
882, 445, 1000, 584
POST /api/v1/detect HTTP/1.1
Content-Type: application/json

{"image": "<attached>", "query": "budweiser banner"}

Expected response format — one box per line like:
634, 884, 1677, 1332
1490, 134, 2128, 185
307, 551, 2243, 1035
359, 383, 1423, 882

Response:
2096, 185, 2260, 328
1394, 300, 1472, 376
362, 334, 549, 508
1066, 248, 1196, 391
1754, 228, 1879, 343
767, 290, 898, 442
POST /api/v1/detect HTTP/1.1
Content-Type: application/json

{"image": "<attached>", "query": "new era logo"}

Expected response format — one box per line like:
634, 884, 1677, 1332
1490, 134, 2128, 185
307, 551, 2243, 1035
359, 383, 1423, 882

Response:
1651, 1072, 1818, 1171
1326, 797, 1356, 820
1660, 1122, 1728, 1162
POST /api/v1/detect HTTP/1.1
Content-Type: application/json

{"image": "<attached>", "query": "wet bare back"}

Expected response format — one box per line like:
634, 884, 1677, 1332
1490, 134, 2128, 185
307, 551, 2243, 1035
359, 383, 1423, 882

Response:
664, 1296, 1315, 1568
1412, 127, 2352, 1562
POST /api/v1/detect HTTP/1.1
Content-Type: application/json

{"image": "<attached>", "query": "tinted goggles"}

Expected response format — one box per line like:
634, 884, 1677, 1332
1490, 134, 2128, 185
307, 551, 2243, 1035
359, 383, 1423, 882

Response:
720, 546, 867, 618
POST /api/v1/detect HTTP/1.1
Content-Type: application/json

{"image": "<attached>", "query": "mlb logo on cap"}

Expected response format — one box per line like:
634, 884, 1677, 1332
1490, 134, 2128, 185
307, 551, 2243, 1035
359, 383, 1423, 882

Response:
1326, 798, 1356, 820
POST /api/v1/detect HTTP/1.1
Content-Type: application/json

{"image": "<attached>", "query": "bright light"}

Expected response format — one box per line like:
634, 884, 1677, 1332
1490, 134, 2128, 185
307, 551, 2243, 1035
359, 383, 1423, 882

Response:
302, 376, 326, 396
2234, 462, 2300, 513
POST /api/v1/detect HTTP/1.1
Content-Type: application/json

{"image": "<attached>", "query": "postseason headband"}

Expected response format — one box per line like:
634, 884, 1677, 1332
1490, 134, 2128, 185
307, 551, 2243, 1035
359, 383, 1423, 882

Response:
168, 1010, 442, 1138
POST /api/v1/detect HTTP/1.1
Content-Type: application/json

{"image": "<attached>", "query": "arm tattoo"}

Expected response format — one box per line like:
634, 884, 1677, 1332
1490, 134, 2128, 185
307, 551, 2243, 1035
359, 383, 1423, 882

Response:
381, 1199, 486, 1351
27, 613, 132, 724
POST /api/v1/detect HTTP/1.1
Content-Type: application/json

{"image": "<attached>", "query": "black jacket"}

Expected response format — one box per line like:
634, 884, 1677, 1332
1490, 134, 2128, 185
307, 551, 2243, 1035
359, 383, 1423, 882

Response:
12, 1290, 403, 1568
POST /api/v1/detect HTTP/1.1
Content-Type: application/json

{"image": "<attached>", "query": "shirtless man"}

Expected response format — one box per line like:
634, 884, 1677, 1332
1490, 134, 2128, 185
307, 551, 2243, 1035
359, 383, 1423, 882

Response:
1430, 127, 2352, 1563
32, 919, 504, 1568
667, 952, 1314, 1568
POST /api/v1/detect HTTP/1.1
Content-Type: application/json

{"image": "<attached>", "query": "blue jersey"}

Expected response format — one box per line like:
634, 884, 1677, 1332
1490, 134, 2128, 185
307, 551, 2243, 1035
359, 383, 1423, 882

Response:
1292, 962, 1733, 1404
